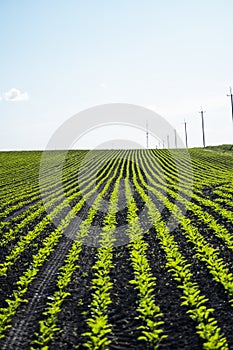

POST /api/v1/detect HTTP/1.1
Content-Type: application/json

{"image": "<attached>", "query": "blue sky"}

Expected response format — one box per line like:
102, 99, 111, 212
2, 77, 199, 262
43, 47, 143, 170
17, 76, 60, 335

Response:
1, 0, 233, 149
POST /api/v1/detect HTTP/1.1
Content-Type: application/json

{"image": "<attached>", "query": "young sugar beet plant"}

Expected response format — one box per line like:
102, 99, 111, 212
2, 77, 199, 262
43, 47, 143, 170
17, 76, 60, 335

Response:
30, 154, 126, 349
144, 148, 233, 229
138, 151, 233, 306
0, 154, 84, 239
0, 153, 99, 247
0, 152, 124, 341
0, 182, 79, 249
124, 158, 167, 349
0, 189, 82, 277
0, 148, 111, 232
0, 151, 81, 221
81, 156, 127, 349
142, 151, 233, 254
130, 152, 228, 349
0, 151, 120, 276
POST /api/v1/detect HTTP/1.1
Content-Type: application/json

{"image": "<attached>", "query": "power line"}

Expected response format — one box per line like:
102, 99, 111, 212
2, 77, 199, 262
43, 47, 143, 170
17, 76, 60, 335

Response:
227, 87, 233, 124
199, 107, 206, 148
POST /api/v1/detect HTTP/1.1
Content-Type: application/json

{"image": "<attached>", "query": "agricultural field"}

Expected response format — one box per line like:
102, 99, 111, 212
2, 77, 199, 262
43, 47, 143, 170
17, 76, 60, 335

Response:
205, 145, 233, 152
0, 148, 233, 350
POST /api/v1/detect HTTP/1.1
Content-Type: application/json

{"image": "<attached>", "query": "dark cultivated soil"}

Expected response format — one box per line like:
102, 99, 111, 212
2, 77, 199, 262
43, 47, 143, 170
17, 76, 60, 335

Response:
0, 156, 233, 350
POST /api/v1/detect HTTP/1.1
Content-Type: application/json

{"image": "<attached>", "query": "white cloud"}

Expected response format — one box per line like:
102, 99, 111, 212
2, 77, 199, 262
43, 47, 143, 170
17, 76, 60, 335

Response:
3, 88, 29, 101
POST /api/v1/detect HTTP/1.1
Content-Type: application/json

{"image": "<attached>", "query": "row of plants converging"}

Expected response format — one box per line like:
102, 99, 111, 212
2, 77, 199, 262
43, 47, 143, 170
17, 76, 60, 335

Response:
0, 150, 126, 339
0, 148, 232, 349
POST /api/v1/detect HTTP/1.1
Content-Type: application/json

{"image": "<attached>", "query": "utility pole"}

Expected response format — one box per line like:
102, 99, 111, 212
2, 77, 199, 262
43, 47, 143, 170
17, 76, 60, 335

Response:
227, 87, 233, 123
167, 135, 170, 149
146, 120, 149, 149
199, 107, 206, 148
162, 140, 165, 149
174, 129, 177, 148
184, 120, 188, 148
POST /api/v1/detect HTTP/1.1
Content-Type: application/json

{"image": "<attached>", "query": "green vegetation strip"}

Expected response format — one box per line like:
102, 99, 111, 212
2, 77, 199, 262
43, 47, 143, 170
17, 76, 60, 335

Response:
0, 152, 121, 275
139, 150, 233, 303
143, 150, 233, 250
0, 151, 115, 246
125, 157, 166, 348
30, 154, 125, 349
0, 152, 124, 339
131, 151, 228, 349
81, 156, 126, 350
